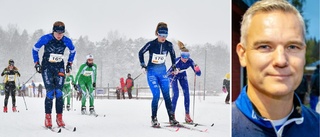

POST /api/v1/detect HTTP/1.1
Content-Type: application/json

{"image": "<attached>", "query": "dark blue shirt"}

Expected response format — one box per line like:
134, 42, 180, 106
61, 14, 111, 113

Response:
232, 86, 320, 137
167, 57, 201, 79
138, 38, 176, 68
32, 33, 76, 64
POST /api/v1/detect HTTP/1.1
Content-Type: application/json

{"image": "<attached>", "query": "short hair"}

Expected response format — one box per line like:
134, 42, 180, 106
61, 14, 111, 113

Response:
53, 21, 65, 27
240, 0, 306, 46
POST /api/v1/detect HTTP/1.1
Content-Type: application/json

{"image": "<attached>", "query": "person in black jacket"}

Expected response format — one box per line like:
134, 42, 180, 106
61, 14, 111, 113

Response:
310, 65, 319, 111
1, 59, 20, 113
294, 75, 308, 104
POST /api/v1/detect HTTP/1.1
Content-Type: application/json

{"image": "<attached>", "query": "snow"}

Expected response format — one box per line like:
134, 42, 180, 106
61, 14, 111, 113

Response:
0, 93, 230, 137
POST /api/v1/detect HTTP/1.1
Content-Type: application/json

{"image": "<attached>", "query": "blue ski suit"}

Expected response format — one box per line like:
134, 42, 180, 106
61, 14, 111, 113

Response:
232, 86, 320, 137
138, 38, 176, 118
32, 33, 76, 114
167, 57, 201, 114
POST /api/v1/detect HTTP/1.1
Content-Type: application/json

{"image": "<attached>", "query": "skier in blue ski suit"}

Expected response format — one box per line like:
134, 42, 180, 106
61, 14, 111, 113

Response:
167, 41, 201, 123
138, 22, 178, 126
32, 21, 76, 128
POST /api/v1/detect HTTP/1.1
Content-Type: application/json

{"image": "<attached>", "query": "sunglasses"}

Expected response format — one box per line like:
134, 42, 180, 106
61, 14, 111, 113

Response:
158, 33, 168, 38
88, 59, 93, 61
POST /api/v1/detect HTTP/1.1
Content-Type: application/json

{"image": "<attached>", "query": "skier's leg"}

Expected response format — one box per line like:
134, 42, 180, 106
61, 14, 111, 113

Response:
62, 86, 67, 108
159, 76, 173, 117
67, 86, 71, 106
11, 85, 16, 107
55, 70, 65, 114
180, 78, 190, 114
42, 68, 55, 114
171, 78, 179, 114
79, 82, 88, 107
88, 82, 94, 107
147, 74, 160, 117
4, 84, 9, 107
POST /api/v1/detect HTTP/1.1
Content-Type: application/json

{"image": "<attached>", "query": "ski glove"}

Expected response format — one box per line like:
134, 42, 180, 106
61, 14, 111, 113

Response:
93, 82, 96, 88
34, 62, 42, 73
73, 84, 78, 91
141, 63, 147, 72
14, 71, 21, 77
194, 65, 200, 72
66, 62, 72, 73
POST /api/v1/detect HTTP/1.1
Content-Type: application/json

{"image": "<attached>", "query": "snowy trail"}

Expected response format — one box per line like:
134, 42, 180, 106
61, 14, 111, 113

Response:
0, 93, 230, 137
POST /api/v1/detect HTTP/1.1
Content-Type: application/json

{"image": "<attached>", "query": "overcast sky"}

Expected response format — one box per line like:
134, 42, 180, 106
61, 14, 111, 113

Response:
0, 0, 230, 46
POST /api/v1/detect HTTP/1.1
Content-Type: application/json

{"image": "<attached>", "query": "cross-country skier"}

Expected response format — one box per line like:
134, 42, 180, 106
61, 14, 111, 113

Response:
32, 21, 76, 128
1, 59, 20, 113
138, 22, 179, 127
222, 73, 230, 104
74, 54, 97, 115
63, 72, 74, 111
167, 41, 201, 123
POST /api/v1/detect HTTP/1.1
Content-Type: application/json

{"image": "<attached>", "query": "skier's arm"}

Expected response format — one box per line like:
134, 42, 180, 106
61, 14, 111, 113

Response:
32, 35, 50, 63
64, 38, 76, 63
93, 64, 97, 83
75, 64, 85, 84
168, 43, 176, 67
191, 60, 201, 76
138, 43, 151, 67
1, 68, 7, 76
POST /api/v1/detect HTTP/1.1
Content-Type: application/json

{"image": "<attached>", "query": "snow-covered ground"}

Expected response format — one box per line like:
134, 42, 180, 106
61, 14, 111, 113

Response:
0, 93, 230, 137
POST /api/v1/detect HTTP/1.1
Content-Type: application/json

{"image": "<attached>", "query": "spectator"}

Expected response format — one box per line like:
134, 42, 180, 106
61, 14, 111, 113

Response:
120, 77, 127, 99
125, 74, 134, 99
31, 80, 36, 97
38, 83, 43, 98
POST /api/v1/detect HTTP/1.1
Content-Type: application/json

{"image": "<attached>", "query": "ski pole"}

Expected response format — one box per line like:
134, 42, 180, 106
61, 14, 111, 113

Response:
24, 72, 37, 84
21, 91, 28, 110
192, 73, 196, 121
133, 72, 143, 80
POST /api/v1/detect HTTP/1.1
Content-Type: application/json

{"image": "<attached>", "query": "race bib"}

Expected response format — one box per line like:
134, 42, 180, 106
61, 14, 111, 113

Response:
49, 54, 63, 63
151, 54, 166, 64
7, 75, 15, 81
83, 71, 93, 76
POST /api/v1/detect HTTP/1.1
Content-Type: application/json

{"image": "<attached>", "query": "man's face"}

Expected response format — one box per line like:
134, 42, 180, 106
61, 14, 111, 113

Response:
237, 11, 306, 96
53, 32, 64, 40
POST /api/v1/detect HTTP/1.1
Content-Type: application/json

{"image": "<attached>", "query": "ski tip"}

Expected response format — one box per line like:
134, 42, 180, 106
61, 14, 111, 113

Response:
211, 123, 214, 127
73, 127, 77, 132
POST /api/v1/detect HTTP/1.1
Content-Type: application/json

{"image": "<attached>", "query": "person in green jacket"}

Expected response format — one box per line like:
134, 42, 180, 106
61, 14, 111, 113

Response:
63, 72, 74, 111
74, 54, 97, 115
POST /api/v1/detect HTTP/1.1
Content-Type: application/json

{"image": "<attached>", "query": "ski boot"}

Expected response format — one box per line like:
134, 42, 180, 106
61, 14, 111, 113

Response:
3, 106, 8, 113
81, 106, 86, 115
45, 114, 52, 128
185, 114, 193, 123
151, 116, 160, 127
56, 113, 65, 127
12, 106, 17, 112
66, 104, 70, 111
169, 114, 179, 126
89, 106, 95, 115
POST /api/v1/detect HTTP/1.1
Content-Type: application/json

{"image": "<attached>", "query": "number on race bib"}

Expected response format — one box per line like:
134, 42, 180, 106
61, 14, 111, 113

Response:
151, 54, 166, 64
83, 71, 93, 76
49, 54, 63, 63
7, 75, 15, 81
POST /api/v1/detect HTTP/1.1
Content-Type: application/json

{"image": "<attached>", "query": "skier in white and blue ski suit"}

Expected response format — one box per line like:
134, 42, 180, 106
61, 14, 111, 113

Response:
138, 22, 178, 126
32, 21, 76, 128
